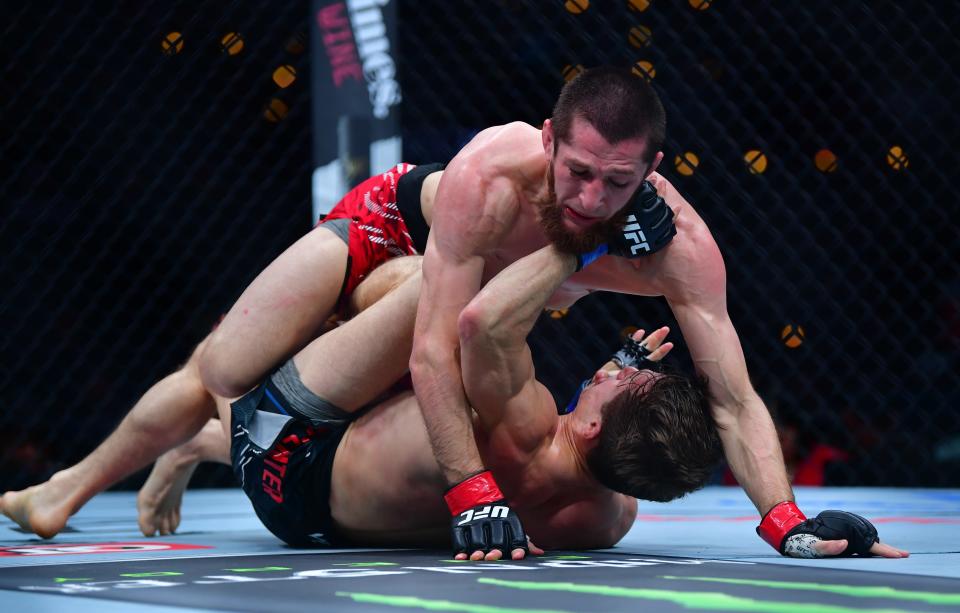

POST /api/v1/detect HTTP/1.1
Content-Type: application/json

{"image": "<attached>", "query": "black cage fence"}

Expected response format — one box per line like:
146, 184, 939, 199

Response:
1, 1, 957, 491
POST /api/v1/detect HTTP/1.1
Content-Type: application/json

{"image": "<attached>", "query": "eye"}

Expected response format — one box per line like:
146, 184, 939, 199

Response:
607, 179, 629, 189
570, 167, 589, 178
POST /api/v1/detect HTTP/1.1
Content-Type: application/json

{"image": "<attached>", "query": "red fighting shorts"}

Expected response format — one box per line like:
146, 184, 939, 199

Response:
317, 163, 420, 304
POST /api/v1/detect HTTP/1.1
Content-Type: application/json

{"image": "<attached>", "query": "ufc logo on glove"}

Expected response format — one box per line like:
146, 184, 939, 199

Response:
621, 214, 651, 255
457, 505, 510, 526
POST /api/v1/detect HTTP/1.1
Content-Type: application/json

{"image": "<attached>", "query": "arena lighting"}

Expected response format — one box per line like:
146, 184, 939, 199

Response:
161, 31, 184, 55
221, 32, 244, 56
674, 152, 699, 177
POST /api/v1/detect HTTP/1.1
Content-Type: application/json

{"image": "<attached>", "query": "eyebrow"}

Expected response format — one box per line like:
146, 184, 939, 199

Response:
566, 159, 635, 175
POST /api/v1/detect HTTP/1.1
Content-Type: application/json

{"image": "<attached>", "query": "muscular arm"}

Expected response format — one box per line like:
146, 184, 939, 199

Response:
667, 250, 793, 515
458, 245, 578, 451
409, 161, 516, 485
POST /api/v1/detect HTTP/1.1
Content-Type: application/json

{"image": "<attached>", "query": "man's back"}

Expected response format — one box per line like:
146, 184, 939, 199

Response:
328, 389, 635, 549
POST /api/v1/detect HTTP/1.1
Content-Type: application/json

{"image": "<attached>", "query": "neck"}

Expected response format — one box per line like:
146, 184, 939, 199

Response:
555, 415, 597, 487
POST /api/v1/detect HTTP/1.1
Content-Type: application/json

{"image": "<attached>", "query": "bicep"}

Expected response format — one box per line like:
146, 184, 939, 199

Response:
412, 163, 506, 354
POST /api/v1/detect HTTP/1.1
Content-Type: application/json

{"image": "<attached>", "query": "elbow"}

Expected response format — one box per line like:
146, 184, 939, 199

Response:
457, 301, 495, 347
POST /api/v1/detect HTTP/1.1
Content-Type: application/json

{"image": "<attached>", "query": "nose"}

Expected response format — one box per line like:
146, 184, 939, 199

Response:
579, 179, 605, 214
592, 369, 611, 384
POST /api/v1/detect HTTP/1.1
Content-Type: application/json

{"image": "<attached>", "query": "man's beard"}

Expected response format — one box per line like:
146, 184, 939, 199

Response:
534, 162, 632, 255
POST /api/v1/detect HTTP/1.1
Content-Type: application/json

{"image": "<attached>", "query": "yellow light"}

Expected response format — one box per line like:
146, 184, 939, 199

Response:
628, 0, 651, 13
781, 324, 805, 349
628, 25, 653, 48
631, 60, 656, 81
564, 0, 590, 14
674, 152, 699, 176
273, 65, 297, 89
221, 32, 244, 56
264, 98, 289, 123
744, 149, 768, 174
161, 32, 184, 55
886, 145, 909, 171
814, 149, 838, 173
562, 64, 585, 82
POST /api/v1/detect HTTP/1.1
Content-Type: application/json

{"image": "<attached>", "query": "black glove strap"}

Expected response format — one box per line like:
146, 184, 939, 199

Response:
611, 336, 657, 370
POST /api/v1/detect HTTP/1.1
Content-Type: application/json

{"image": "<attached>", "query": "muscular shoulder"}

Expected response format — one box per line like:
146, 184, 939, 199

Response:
433, 123, 543, 241
452, 122, 544, 188
659, 195, 727, 306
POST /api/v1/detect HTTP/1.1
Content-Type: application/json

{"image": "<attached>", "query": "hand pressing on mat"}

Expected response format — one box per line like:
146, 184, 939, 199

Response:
758, 503, 909, 558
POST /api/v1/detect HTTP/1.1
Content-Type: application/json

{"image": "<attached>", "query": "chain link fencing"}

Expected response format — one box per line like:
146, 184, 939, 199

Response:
1, 0, 957, 492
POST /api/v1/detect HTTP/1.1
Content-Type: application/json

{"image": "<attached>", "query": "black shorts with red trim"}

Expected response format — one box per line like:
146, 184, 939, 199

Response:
230, 379, 348, 547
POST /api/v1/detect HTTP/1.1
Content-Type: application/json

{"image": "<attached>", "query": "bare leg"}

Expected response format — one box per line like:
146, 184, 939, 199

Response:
130, 257, 424, 534
294, 256, 423, 410
0, 343, 216, 539
200, 226, 350, 398
137, 418, 229, 536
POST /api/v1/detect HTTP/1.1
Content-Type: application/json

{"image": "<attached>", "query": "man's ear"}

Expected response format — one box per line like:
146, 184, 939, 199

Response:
644, 151, 664, 179
542, 119, 554, 160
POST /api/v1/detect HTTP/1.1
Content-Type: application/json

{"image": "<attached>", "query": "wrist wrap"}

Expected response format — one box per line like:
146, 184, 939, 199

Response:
575, 244, 608, 272
757, 501, 807, 551
444, 471, 505, 516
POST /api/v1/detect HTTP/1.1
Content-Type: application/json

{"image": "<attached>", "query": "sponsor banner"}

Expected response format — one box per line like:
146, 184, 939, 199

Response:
311, 0, 401, 220
0, 542, 212, 557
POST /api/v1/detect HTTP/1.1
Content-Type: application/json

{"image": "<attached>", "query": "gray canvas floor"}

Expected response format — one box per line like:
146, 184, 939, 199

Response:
1, 486, 957, 611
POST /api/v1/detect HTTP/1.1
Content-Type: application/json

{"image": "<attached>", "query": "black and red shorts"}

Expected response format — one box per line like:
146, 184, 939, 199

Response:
230, 379, 348, 547
318, 162, 440, 313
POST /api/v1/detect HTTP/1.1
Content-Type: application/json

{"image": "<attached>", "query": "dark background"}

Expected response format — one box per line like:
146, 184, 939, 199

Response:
1, 1, 958, 491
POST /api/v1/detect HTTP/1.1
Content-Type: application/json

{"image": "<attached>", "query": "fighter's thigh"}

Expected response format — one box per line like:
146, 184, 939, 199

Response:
213, 395, 234, 440
347, 255, 423, 316
200, 226, 349, 398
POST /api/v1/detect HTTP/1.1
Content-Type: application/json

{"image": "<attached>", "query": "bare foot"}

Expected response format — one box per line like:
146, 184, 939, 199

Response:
0, 470, 78, 539
137, 449, 198, 537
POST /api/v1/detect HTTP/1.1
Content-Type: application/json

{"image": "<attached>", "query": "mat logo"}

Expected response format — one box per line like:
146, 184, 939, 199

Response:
458, 505, 509, 526
15, 556, 759, 595
622, 215, 651, 255
0, 542, 212, 557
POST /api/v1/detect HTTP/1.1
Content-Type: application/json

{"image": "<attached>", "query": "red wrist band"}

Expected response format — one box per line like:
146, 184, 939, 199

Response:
444, 470, 504, 516
757, 501, 807, 551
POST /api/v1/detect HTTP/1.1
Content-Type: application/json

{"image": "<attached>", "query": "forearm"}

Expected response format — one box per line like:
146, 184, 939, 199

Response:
717, 394, 793, 515
464, 245, 577, 342
410, 348, 485, 484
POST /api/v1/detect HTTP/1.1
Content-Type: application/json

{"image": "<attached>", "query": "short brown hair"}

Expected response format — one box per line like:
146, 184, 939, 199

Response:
585, 373, 721, 502
551, 65, 666, 165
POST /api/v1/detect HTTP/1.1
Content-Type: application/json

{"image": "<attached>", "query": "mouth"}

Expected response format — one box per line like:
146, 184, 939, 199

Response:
563, 206, 600, 228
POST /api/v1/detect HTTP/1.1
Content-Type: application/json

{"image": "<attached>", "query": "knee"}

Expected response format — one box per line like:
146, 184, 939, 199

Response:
348, 255, 423, 315
197, 336, 254, 399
